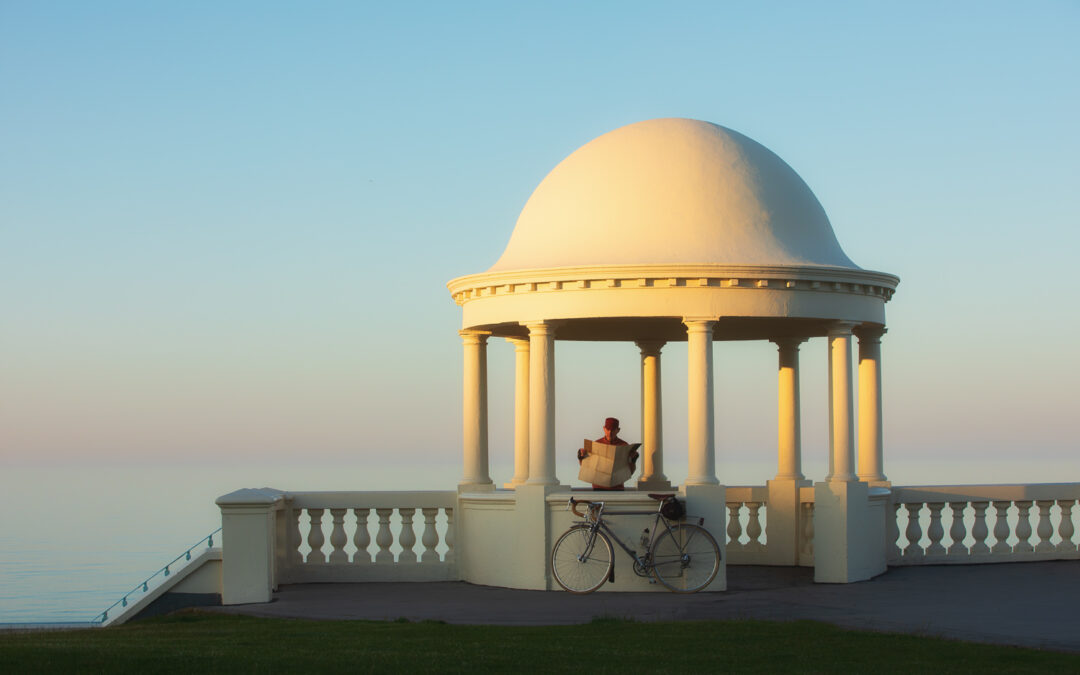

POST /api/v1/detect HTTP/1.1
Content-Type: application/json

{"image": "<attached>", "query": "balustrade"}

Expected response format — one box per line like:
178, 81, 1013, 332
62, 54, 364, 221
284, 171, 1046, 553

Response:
1059, 500, 1076, 553
889, 486, 1080, 566
275, 491, 457, 583
724, 491, 770, 564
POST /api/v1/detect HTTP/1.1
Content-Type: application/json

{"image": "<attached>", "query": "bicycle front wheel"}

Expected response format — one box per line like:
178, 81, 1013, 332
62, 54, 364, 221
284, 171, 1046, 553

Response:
650, 524, 721, 593
551, 525, 614, 594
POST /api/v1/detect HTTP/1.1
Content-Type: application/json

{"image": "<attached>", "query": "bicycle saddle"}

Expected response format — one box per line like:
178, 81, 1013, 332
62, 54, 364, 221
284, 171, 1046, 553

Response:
646, 493, 676, 500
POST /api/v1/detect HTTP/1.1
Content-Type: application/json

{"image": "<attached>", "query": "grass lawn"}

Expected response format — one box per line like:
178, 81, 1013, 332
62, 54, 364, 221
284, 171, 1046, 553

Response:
1, 613, 1077, 674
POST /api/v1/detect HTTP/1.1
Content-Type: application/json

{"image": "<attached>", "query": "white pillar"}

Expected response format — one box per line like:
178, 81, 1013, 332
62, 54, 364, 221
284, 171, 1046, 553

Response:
856, 325, 887, 483
636, 340, 670, 489
827, 322, 857, 482
525, 321, 558, 485
772, 337, 807, 481
217, 488, 284, 605
459, 330, 492, 490
684, 319, 718, 486
505, 337, 530, 487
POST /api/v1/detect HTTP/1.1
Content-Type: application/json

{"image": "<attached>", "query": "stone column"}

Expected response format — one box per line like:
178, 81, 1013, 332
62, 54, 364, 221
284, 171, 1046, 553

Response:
636, 340, 670, 489
772, 337, 807, 481
684, 319, 719, 486
505, 337, 531, 487
460, 330, 493, 490
827, 322, 857, 482
856, 325, 887, 483
525, 321, 558, 486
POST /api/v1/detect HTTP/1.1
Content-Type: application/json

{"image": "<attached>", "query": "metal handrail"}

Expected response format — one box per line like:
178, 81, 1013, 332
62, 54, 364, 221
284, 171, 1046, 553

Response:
90, 527, 222, 625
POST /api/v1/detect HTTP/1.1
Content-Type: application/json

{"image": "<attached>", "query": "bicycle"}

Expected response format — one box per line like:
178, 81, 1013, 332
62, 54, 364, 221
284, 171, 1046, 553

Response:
551, 493, 721, 594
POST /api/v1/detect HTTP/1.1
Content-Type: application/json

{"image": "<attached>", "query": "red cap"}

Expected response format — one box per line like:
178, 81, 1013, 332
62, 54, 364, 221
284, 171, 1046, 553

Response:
603, 417, 620, 430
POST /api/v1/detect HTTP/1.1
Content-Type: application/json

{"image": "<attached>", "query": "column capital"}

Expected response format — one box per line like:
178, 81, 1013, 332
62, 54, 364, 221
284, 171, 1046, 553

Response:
459, 329, 491, 345
827, 321, 858, 337
505, 336, 531, 351
682, 317, 717, 332
770, 336, 808, 351
635, 340, 666, 357
854, 324, 887, 343
521, 320, 559, 337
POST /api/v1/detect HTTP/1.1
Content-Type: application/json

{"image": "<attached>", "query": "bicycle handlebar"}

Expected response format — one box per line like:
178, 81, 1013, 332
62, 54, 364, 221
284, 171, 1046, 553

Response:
568, 497, 593, 518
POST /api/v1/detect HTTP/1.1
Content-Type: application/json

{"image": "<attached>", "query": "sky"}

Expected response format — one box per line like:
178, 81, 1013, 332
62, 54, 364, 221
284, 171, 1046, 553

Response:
2, 1, 1079, 489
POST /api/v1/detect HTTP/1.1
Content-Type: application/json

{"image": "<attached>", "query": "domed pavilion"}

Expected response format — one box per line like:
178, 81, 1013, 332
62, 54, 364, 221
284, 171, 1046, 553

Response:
447, 118, 899, 586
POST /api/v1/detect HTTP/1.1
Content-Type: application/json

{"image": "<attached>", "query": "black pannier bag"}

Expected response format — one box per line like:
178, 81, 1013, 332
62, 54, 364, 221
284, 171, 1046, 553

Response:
660, 496, 686, 520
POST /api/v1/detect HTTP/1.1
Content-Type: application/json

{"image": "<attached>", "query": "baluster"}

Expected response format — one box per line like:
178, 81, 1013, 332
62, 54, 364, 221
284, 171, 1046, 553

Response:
398, 508, 418, 563
969, 502, 990, 555
925, 503, 946, 556
375, 508, 395, 563
421, 508, 441, 563
801, 503, 814, 559
903, 503, 923, 559
1057, 500, 1077, 553
1014, 501, 1034, 553
328, 508, 348, 563
353, 508, 371, 563
289, 509, 303, 565
745, 502, 763, 549
990, 501, 1012, 553
946, 502, 968, 556
1034, 500, 1055, 552
887, 502, 902, 561
727, 503, 743, 545
444, 508, 455, 563
307, 509, 326, 564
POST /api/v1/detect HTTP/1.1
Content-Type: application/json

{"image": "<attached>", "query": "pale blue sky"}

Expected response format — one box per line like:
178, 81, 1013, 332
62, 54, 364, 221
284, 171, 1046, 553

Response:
2, 2, 1078, 486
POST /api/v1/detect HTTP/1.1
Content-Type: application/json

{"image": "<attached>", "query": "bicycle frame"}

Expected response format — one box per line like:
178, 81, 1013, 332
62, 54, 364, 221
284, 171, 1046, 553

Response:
571, 499, 698, 572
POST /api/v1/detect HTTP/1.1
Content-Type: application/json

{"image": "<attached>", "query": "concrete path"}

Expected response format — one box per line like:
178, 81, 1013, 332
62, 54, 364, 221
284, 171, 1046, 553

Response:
207, 561, 1080, 653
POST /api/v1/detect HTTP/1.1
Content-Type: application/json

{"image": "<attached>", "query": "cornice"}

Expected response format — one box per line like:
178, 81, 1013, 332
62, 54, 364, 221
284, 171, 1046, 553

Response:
446, 264, 899, 307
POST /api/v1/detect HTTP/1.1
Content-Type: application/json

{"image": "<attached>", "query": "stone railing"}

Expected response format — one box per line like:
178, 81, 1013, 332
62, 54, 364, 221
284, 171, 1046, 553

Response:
888, 484, 1080, 565
725, 486, 769, 564
277, 491, 457, 583
723, 485, 818, 566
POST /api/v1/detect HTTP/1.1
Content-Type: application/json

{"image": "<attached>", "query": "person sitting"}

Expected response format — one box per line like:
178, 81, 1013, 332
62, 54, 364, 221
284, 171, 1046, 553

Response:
577, 417, 639, 491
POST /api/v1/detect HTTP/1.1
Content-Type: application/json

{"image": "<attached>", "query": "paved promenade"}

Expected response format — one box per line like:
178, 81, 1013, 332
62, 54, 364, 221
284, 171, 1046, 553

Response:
208, 561, 1080, 652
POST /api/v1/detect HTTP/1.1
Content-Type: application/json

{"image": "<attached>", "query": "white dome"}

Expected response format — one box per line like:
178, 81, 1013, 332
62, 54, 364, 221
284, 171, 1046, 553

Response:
489, 118, 858, 272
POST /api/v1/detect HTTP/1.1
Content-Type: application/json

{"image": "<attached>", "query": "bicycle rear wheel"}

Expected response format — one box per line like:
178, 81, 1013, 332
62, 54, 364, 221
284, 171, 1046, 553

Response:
650, 524, 720, 593
551, 525, 614, 594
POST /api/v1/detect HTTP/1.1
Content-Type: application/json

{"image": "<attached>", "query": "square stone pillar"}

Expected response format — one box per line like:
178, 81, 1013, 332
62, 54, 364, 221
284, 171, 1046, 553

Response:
813, 480, 887, 583
216, 488, 285, 605
680, 483, 727, 590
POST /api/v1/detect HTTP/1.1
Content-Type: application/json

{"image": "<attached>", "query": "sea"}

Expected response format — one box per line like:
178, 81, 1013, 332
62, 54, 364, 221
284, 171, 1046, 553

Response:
2, 455, 1077, 625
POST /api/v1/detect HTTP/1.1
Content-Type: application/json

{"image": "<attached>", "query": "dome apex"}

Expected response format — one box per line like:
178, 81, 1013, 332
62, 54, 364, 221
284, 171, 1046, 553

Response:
489, 118, 857, 272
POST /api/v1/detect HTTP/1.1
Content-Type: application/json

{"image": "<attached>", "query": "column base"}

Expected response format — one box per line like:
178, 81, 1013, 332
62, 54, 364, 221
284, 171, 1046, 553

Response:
636, 477, 673, 491
502, 479, 527, 489
458, 481, 495, 494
